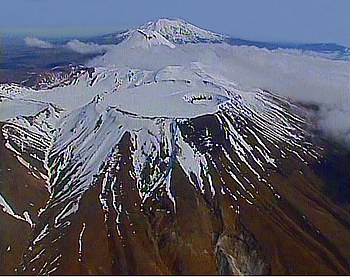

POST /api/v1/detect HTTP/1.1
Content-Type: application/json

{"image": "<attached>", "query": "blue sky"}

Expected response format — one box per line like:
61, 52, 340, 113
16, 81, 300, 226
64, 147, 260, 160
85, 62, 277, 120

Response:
1, 0, 350, 46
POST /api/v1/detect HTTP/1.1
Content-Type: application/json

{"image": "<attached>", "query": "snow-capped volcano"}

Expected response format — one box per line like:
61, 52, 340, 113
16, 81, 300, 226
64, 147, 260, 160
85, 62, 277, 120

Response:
1, 19, 350, 276
138, 18, 226, 44
114, 18, 226, 45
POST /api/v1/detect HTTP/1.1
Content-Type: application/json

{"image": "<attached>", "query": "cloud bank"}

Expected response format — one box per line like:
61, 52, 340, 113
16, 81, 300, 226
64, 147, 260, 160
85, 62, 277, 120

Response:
24, 37, 111, 54
64, 39, 112, 54
24, 37, 54, 49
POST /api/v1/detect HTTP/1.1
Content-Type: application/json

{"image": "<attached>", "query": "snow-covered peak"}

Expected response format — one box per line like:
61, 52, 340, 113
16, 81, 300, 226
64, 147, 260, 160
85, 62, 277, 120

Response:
119, 28, 176, 49
137, 18, 226, 44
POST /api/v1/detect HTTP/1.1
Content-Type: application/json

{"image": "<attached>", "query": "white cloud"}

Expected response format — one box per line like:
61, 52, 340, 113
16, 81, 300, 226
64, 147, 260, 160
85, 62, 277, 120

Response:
65, 39, 112, 54
24, 37, 54, 49
24, 37, 111, 55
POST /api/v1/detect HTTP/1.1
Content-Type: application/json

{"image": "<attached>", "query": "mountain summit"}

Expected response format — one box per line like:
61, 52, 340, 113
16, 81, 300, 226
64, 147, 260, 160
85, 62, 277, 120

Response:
1, 18, 350, 276
139, 18, 226, 44
111, 18, 226, 46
